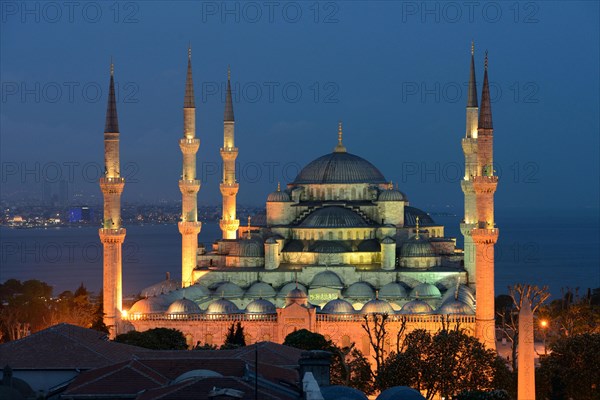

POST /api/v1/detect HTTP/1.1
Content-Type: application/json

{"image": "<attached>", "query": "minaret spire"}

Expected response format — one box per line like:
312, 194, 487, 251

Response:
99, 59, 126, 338
219, 66, 240, 239
467, 41, 478, 109
334, 121, 346, 152
178, 47, 202, 287
478, 51, 493, 130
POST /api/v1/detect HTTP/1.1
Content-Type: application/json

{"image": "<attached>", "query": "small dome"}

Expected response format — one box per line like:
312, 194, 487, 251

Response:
437, 299, 475, 315
174, 369, 223, 384
343, 282, 375, 300
379, 282, 408, 300
214, 282, 244, 298
160, 288, 185, 303
206, 298, 240, 314
230, 239, 264, 257
246, 282, 276, 298
311, 271, 344, 289
404, 206, 436, 226
361, 298, 394, 314
381, 236, 395, 245
285, 287, 309, 306
321, 385, 368, 400
410, 283, 441, 299
246, 298, 277, 314
400, 237, 436, 258
278, 282, 308, 298
399, 299, 433, 314
378, 189, 405, 202
267, 189, 291, 202
182, 284, 210, 300
140, 278, 182, 297
129, 297, 167, 314
441, 285, 475, 307
321, 298, 355, 314
265, 237, 277, 244
299, 206, 370, 228
309, 240, 351, 253
292, 151, 387, 185
377, 386, 426, 400
167, 298, 201, 314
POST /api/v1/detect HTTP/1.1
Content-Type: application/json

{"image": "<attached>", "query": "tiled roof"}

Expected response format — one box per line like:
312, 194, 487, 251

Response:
0, 323, 143, 370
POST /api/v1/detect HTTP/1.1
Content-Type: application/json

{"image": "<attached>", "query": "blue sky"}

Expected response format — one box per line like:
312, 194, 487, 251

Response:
1, 1, 599, 214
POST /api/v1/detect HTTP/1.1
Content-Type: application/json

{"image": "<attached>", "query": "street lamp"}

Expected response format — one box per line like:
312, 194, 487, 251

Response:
540, 319, 548, 356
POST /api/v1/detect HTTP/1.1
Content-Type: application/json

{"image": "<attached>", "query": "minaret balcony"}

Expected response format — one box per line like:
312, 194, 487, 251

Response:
471, 227, 499, 244
461, 138, 478, 154
460, 222, 477, 236
179, 180, 201, 193
472, 176, 498, 193
220, 218, 240, 232
99, 177, 125, 194
178, 221, 202, 235
99, 228, 126, 243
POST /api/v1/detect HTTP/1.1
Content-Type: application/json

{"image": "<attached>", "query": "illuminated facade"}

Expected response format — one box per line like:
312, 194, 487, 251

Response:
108, 47, 498, 352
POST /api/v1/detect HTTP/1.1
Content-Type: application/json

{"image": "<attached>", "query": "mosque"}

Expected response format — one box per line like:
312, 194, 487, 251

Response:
99, 44, 499, 354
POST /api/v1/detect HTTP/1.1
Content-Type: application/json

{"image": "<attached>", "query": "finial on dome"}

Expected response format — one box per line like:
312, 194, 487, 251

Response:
110, 57, 114, 76
388, 181, 393, 190
277, 182, 281, 192
415, 216, 420, 239
415, 290, 419, 300
375, 290, 379, 300
455, 276, 460, 300
246, 216, 251, 239
188, 43, 192, 60
334, 121, 347, 153
471, 40, 474, 56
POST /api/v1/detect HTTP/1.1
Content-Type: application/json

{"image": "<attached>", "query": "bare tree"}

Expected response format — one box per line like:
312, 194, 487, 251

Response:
361, 313, 389, 374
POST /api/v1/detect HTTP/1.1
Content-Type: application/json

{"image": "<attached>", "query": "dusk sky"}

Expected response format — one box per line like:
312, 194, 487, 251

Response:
1, 1, 599, 214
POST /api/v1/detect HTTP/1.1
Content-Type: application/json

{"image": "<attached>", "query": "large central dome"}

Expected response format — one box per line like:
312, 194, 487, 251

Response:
292, 151, 387, 184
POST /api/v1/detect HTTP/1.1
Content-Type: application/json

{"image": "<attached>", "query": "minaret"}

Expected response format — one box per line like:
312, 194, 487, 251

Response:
472, 51, 499, 350
517, 297, 536, 400
178, 46, 202, 287
460, 42, 479, 285
99, 60, 126, 338
219, 67, 240, 239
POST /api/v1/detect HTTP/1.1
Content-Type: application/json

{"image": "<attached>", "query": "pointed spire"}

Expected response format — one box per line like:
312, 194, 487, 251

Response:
224, 65, 234, 122
184, 45, 195, 108
467, 41, 478, 108
334, 121, 346, 152
478, 50, 493, 129
415, 216, 420, 239
104, 59, 119, 133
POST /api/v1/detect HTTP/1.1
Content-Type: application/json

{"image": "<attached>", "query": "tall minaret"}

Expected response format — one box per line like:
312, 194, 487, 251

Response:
460, 42, 479, 286
219, 67, 240, 239
472, 51, 499, 350
178, 46, 202, 287
99, 61, 126, 338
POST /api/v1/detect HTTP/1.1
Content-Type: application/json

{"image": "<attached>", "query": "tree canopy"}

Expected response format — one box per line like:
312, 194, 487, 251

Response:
114, 327, 188, 350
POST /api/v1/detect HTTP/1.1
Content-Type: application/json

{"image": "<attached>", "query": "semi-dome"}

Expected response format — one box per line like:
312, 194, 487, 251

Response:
437, 299, 475, 315
309, 241, 351, 253
278, 282, 308, 297
245, 281, 276, 298
378, 189, 405, 202
379, 282, 408, 299
129, 297, 167, 314
285, 287, 309, 306
357, 239, 380, 252
293, 151, 387, 185
321, 385, 368, 400
321, 298, 355, 314
267, 189, 291, 202
245, 298, 277, 314
167, 298, 201, 314
206, 298, 240, 314
361, 298, 394, 314
299, 206, 370, 228
214, 282, 244, 298
400, 237, 436, 258
410, 283, 442, 299
311, 271, 344, 289
398, 299, 433, 314
343, 282, 375, 299
377, 386, 426, 400
230, 239, 264, 257
404, 206, 436, 226
441, 285, 475, 307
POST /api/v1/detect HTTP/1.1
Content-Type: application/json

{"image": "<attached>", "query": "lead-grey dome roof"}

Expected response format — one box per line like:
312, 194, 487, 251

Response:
311, 271, 344, 289
379, 282, 408, 299
441, 285, 475, 307
376, 386, 426, 400
167, 298, 201, 314
246, 282, 276, 298
230, 239, 264, 257
182, 284, 210, 300
398, 299, 433, 314
245, 298, 277, 314
206, 298, 240, 314
278, 282, 308, 297
267, 189, 291, 202
400, 237, 436, 258
129, 297, 167, 314
343, 282, 375, 299
214, 282, 244, 298
293, 152, 387, 184
299, 206, 370, 228
378, 189, 405, 202
321, 298, 355, 314
404, 206, 436, 226
361, 298, 394, 314
410, 283, 442, 299
321, 385, 368, 400
437, 299, 475, 315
